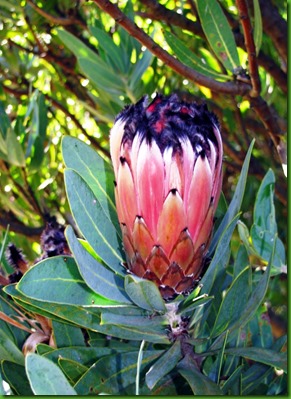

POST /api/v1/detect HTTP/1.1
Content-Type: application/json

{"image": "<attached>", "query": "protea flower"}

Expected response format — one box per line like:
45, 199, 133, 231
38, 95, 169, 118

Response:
110, 94, 223, 300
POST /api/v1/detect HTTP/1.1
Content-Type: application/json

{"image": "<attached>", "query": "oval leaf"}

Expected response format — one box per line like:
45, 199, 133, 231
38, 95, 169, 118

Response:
61, 136, 120, 232
64, 169, 124, 274
66, 226, 132, 304
146, 339, 182, 389
124, 274, 166, 312
17, 256, 120, 307
25, 353, 77, 395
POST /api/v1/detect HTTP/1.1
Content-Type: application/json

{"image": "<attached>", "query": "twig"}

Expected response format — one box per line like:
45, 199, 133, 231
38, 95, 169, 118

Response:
92, 0, 251, 95
26, 0, 87, 29
236, 0, 261, 97
48, 97, 110, 158
249, 96, 286, 168
0, 211, 44, 239
257, 52, 286, 94
259, 0, 287, 65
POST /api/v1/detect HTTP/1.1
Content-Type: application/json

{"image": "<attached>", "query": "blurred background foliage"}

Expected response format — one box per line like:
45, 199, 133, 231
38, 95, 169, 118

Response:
0, 0, 287, 355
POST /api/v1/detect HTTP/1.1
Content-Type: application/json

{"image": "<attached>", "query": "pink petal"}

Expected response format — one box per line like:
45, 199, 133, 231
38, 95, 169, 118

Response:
212, 126, 223, 210
116, 159, 138, 231
180, 138, 195, 202
157, 190, 187, 257
110, 118, 126, 178
163, 148, 183, 197
194, 205, 214, 252
161, 262, 184, 288
186, 155, 212, 242
121, 223, 135, 262
114, 184, 125, 225
129, 132, 143, 189
169, 229, 195, 273
136, 139, 164, 239
132, 216, 155, 262
146, 246, 170, 280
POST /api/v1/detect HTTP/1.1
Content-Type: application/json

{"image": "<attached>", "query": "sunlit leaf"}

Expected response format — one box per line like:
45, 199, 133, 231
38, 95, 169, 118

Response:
164, 30, 228, 80
196, 0, 240, 71
253, 0, 263, 55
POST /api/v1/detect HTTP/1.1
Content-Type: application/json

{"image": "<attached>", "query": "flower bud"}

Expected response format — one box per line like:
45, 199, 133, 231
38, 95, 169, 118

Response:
110, 94, 223, 299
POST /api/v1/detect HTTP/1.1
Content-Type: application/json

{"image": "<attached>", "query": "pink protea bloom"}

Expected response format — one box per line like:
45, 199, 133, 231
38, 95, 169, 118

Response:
110, 94, 223, 299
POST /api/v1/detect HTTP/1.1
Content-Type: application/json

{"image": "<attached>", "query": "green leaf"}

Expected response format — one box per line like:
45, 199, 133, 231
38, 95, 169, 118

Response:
253, 0, 263, 55
225, 347, 286, 372
164, 30, 228, 80
234, 244, 249, 278
100, 312, 169, 344
5, 285, 142, 341
64, 169, 124, 273
25, 353, 77, 395
196, 0, 240, 71
74, 350, 163, 395
6, 127, 25, 167
61, 136, 119, 231
79, 58, 125, 94
66, 226, 131, 304
210, 139, 255, 254
57, 28, 101, 66
89, 26, 126, 74
0, 328, 24, 365
17, 256, 121, 307
241, 363, 273, 395
201, 214, 240, 294
145, 339, 182, 389
124, 274, 166, 312
52, 319, 85, 348
178, 355, 222, 395
253, 169, 276, 231
44, 346, 132, 366
1, 361, 33, 395
221, 365, 244, 395
211, 239, 274, 348
251, 225, 285, 270
211, 267, 251, 337
129, 49, 153, 90
251, 169, 285, 269
58, 358, 88, 384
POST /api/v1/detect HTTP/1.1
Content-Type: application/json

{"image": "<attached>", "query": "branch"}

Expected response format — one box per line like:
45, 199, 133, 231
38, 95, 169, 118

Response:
139, 0, 286, 93
258, 0, 287, 65
0, 211, 44, 240
92, 0, 251, 95
236, 0, 261, 97
139, 0, 204, 37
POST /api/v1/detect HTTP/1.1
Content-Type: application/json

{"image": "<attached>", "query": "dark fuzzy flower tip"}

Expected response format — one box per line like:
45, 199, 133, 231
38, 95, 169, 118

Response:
5, 243, 27, 270
118, 93, 220, 154
9, 270, 23, 283
40, 218, 70, 258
